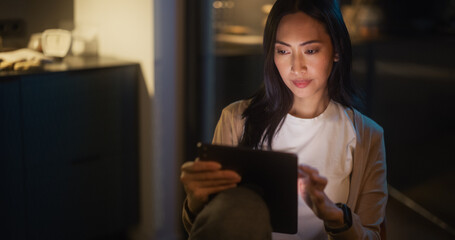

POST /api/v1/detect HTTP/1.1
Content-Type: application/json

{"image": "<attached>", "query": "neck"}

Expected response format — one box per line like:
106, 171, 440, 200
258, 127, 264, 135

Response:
289, 94, 330, 119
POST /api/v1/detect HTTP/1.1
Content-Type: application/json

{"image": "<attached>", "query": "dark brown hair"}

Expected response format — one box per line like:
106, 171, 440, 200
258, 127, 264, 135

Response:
240, 0, 361, 149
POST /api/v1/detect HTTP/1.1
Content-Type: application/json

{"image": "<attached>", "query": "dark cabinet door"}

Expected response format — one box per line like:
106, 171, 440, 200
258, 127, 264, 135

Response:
20, 66, 138, 239
0, 77, 27, 240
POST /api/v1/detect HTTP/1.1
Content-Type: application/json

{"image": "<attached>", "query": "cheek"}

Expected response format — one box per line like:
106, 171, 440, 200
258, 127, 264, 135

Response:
273, 56, 281, 70
274, 57, 288, 76
324, 61, 334, 78
313, 58, 333, 79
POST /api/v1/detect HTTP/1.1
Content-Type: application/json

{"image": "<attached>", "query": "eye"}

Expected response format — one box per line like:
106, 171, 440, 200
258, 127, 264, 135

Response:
276, 49, 288, 55
305, 49, 319, 55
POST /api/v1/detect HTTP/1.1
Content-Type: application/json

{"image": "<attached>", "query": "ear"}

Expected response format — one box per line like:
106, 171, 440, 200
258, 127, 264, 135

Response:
334, 53, 340, 62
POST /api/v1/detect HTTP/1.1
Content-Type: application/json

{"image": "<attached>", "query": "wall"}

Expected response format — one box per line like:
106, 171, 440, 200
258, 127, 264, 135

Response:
0, 0, 73, 48
25, 0, 74, 35
74, 0, 153, 95
0, 0, 26, 19
74, 0, 183, 239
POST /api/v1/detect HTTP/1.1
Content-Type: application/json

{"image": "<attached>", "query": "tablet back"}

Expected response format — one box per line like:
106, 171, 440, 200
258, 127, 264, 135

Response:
197, 143, 298, 234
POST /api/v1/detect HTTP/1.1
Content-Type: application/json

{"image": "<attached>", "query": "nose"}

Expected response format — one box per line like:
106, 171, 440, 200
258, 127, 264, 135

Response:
291, 52, 306, 74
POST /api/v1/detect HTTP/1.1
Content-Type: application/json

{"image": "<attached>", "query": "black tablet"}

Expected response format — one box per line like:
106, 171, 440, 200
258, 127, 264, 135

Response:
197, 142, 298, 234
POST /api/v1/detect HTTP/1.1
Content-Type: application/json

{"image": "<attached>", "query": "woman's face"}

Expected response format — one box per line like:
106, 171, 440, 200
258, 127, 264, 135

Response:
274, 12, 338, 104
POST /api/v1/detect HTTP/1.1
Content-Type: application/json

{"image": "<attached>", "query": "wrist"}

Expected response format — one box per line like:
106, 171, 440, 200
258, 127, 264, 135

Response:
324, 203, 353, 234
324, 207, 344, 228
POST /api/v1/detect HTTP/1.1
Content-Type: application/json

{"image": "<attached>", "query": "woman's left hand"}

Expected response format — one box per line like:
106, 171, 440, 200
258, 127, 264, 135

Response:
298, 165, 344, 228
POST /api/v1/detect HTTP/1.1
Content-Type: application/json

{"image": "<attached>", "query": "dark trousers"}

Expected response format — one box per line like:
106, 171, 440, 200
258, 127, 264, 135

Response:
189, 186, 273, 240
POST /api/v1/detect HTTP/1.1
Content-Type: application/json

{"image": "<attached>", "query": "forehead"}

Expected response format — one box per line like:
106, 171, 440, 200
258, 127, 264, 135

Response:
276, 12, 329, 42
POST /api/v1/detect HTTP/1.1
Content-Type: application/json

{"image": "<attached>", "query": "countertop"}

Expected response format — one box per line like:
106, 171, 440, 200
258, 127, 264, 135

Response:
0, 55, 138, 78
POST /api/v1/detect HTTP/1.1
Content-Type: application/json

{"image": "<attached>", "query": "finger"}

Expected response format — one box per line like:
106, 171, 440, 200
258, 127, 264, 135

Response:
299, 165, 319, 175
298, 166, 320, 181
193, 178, 242, 188
302, 175, 324, 195
298, 171, 311, 187
181, 169, 241, 184
311, 190, 326, 204
205, 183, 237, 195
298, 165, 312, 178
298, 167, 308, 178
310, 173, 328, 189
193, 183, 238, 200
298, 165, 309, 175
192, 160, 223, 171
299, 165, 325, 184
189, 170, 241, 181
181, 160, 222, 172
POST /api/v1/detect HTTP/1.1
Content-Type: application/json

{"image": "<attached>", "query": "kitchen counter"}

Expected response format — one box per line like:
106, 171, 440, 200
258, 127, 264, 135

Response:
0, 55, 138, 78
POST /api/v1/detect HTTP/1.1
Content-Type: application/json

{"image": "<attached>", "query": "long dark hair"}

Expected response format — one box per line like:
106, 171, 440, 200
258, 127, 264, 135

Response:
240, 0, 361, 149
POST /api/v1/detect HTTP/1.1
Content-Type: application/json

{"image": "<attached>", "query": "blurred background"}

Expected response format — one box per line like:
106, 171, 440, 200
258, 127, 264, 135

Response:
1, 0, 454, 239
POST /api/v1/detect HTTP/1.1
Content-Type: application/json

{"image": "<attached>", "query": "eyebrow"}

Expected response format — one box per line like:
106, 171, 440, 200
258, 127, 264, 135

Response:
275, 40, 321, 46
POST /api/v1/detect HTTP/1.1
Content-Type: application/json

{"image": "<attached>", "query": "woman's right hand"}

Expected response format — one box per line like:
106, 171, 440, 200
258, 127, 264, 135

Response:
180, 159, 241, 215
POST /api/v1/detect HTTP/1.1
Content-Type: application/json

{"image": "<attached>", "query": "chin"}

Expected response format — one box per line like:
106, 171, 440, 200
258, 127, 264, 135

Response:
291, 87, 327, 102
290, 89, 313, 99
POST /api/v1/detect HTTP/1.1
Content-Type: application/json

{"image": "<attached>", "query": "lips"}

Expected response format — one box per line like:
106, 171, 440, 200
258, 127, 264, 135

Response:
291, 79, 312, 88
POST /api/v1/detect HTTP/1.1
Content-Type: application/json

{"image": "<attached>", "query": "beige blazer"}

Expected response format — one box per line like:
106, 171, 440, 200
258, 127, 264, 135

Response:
183, 100, 388, 239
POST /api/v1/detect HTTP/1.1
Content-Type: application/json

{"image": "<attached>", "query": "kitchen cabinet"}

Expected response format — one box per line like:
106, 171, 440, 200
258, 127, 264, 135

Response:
0, 57, 139, 240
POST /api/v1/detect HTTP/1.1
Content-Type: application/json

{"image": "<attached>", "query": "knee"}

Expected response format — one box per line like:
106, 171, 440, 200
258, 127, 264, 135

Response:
190, 187, 272, 240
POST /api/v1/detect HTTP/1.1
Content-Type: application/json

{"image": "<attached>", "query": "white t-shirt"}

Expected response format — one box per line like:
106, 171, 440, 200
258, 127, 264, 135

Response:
270, 101, 356, 240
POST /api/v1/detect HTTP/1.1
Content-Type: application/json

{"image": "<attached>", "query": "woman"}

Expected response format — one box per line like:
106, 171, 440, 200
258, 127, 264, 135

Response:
181, 0, 387, 239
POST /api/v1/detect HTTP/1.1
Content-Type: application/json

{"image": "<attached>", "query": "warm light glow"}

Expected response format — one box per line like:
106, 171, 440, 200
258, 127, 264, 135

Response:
213, 1, 235, 9
213, 1, 222, 9
225, 1, 235, 8
262, 4, 273, 14
74, 0, 154, 96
